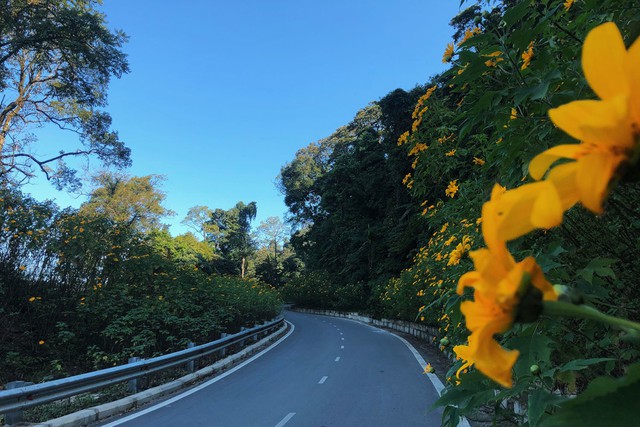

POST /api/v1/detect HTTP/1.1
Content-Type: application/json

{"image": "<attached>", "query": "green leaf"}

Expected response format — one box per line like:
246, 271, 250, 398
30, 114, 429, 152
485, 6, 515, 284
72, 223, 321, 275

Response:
542, 363, 640, 427
503, 0, 533, 30
577, 258, 618, 284
528, 389, 564, 427
555, 358, 616, 374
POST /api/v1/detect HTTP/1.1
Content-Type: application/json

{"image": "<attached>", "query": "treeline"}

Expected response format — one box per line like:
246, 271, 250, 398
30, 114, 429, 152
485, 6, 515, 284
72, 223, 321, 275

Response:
279, 0, 640, 425
0, 181, 281, 385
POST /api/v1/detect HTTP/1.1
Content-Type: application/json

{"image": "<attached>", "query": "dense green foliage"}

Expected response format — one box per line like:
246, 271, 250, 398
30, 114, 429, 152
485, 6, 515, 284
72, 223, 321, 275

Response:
0, 186, 281, 384
280, 0, 640, 424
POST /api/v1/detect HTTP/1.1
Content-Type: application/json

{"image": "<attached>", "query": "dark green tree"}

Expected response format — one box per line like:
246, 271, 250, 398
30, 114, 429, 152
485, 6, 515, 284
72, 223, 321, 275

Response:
207, 201, 257, 277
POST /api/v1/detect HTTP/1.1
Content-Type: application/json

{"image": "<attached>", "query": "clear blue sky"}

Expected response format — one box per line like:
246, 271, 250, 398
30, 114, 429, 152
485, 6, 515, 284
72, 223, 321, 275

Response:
24, 0, 461, 235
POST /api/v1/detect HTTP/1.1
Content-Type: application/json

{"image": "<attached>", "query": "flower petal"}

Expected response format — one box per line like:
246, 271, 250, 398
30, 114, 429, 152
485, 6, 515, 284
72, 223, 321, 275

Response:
627, 35, 640, 124
582, 22, 629, 100
530, 182, 564, 230
546, 162, 580, 211
528, 144, 584, 180
576, 152, 622, 213
549, 99, 626, 145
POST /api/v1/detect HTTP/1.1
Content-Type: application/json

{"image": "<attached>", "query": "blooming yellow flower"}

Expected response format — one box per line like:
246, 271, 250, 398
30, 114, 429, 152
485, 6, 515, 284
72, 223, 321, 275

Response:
424, 363, 435, 374
38, 340, 45, 345
445, 180, 459, 198
19, 265, 26, 271
445, 149, 456, 157
473, 157, 485, 165
483, 51, 504, 67
442, 42, 454, 63
28, 296, 36, 302
564, 0, 574, 11
481, 177, 577, 255
521, 41, 534, 70
457, 27, 481, 47
529, 22, 640, 214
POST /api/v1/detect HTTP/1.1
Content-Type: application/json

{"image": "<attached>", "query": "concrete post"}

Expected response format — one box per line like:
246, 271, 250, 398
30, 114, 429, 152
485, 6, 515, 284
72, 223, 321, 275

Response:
5, 381, 33, 426
186, 342, 195, 373
127, 357, 141, 393
219, 333, 228, 358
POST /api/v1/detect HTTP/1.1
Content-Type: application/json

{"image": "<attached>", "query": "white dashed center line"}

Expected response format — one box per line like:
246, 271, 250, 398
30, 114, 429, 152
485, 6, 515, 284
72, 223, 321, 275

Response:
275, 412, 296, 427
335, 357, 340, 362
318, 376, 328, 384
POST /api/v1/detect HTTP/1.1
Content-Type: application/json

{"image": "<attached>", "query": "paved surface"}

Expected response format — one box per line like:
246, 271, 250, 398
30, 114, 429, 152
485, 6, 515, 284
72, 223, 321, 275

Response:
101, 311, 443, 427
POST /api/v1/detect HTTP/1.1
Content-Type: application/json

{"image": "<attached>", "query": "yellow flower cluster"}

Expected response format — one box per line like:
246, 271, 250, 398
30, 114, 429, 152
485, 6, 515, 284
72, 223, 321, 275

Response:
521, 41, 534, 70
445, 180, 459, 198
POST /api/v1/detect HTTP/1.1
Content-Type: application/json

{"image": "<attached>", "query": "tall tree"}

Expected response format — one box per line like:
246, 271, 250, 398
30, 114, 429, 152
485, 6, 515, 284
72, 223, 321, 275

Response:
254, 216, 290, 260
80, 172, 173, 232
207, 201, 257, 278
0, 0, 130, 188
181, 205, 216, 241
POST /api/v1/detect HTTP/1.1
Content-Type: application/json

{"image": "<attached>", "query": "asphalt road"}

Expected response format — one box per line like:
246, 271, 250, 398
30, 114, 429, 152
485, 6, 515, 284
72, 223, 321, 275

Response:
102, 311, 443, 427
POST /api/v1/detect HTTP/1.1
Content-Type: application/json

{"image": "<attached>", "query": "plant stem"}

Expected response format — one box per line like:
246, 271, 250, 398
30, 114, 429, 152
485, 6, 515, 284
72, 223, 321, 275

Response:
543, 301, 640, 333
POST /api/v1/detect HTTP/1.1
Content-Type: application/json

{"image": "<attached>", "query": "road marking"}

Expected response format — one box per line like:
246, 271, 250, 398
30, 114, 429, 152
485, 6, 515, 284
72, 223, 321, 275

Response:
102, 321, 296, 426
318, 376, 328, 384
339, 332, 343, 335
341, 345, 344, 349
335, 357, 340, 362
275, 412, 296, 427
341, 337, 344, 340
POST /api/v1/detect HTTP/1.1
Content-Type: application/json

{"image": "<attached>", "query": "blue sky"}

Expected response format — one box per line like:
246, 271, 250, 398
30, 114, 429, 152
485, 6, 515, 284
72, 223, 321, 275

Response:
24, 0, 461, 235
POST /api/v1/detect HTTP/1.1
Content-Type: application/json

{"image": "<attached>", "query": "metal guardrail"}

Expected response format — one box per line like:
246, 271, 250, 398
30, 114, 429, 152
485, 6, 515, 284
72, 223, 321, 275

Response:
0, 315, 285, 415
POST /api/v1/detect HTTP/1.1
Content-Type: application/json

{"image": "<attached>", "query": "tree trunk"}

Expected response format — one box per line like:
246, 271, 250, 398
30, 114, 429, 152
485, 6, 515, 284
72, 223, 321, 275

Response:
241, 257, 245, 278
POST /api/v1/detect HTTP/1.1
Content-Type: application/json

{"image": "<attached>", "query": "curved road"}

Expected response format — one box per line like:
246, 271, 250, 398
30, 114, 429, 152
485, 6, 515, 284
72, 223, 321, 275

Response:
102, 311, 443, 426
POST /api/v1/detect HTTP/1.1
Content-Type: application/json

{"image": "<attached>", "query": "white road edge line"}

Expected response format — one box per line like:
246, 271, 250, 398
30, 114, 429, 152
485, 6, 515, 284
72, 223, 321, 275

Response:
102, 320, 296, 427
318, 376, 328, 384
336, 316, 471, 427
274, 412, 296, 427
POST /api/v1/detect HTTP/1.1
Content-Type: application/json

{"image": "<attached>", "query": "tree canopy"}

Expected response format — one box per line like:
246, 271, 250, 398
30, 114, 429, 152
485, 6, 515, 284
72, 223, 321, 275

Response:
0, 0, 130, 188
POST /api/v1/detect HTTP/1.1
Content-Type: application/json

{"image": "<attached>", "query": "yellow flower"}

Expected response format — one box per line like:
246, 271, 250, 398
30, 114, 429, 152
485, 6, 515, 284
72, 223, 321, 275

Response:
28, 296, 36, 302
521, 41, 534, 70
397, 131, 409, 146
445, 149, 456, 157
481, 178, 576, 254
564, 0, 574, 11
510, 108, 518, 120
19, 265, 26, 271
423, 363, 435, 374
455, 250, 556, 388
483, 51, 504, 67
442, 42, 454, 63
457, 27, 481, 47
473, 157, 485, 165
38, 340, 45, 345
529, 22, 640, 214
445, 180, 459, 198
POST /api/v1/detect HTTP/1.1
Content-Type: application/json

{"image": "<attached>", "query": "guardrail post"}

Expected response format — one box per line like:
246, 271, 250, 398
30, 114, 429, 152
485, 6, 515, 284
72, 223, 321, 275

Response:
219, 333, 228, 358
5, 381, 33, 426
127, 357, 141, 393
239, 327, 248, 347
186, 342, 195, 373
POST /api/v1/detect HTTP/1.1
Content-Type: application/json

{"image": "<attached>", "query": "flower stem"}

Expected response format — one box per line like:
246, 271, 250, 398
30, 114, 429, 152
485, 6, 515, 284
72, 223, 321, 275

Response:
543, 301, 640, 333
